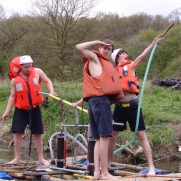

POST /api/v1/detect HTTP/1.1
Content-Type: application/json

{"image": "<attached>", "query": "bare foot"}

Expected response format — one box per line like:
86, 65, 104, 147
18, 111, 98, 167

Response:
39, 159, 50, 167
101, 173, 119, 180
147, 168, 155, 176
92, 170, 100, 180
7, 158, 20, 164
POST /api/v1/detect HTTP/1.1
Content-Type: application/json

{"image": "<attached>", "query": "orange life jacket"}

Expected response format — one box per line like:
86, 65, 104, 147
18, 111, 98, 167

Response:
117, 61, 139, 94
14, 68, 44, 110
9, 56, 22, 80
83, 50, 124, 104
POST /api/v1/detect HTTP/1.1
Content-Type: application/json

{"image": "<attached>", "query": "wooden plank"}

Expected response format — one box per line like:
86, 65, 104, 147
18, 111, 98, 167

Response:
111, 162, 147, 171
115, 170, 138, 176
116, 177, 173, 181
23, 170, 69, 176
120, 173, 181, 181
8, 172, 33, 180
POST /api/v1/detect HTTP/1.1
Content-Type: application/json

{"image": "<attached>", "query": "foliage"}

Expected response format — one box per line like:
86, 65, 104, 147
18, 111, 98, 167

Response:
1, 1, 181, 162
0, 3, 180, 81
0, 15, 30, 79
150, 126, 174, 148
0, 4, 5, 21
143, 82, 181, 124
29, 0, 98, 81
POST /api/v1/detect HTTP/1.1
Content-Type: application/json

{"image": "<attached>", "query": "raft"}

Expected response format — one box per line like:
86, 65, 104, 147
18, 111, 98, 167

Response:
1, 160, 181, 181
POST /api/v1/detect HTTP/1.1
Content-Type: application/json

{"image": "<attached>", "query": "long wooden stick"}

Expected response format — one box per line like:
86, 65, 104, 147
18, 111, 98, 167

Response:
161, 22, 174, 37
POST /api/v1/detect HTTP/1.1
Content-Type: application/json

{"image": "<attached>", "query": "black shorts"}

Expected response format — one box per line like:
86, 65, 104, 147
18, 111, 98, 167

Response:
12, 106, 44, 134
113, 103, 146, 132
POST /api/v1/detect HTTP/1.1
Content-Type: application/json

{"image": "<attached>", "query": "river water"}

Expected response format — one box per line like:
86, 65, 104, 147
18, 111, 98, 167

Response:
0, 147, 181, 174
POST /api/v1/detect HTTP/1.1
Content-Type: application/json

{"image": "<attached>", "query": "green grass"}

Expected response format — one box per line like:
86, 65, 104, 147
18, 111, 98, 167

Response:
0, 79, 181, 155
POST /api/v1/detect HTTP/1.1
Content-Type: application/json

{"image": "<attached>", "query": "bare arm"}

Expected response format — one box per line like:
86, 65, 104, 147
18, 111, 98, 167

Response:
76, 40, 112, 63
0, 79, 16, 121
36, 68, 56, 95
131, 35, 163, 70
72, 98, 83, 108
76, 40, 100, 63
76, 40, 111, 76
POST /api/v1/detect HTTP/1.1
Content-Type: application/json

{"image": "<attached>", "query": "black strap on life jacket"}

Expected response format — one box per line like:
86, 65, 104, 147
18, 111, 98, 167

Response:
25, 109, 33, 167
24, 79, 34, 166
128, 81, 139, 90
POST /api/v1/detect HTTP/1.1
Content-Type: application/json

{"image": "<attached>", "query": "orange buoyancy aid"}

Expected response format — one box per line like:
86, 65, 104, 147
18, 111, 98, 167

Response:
83, 50, 124, 104
117, 61, 139, 94
14, 68, 44, 110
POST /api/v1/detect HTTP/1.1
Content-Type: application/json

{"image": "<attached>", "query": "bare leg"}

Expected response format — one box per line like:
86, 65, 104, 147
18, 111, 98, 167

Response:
108, 131, 119, 166
137, 131, 155, 175
8, 133, 23, 164
33, 134, 50, 166
92, 139, 101, 180
99, 136, 118, 180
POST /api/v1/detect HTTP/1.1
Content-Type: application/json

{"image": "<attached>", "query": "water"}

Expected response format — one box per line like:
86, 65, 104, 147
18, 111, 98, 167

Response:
0, 147, 181, 173
136, 159, 181, 173
0, 147, 51, 164
154, 160, 180, 173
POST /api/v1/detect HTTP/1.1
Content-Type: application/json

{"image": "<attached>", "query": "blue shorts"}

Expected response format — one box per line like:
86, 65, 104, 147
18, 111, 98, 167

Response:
88, 96, 113, 139
113, 103, 146, 132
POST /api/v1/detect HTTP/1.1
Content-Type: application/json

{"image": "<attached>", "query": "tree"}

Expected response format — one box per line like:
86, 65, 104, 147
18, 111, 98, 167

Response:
30, 0, 98, 81
168, 8, 181, 25
0, 15, 30, 79
95, 12, 129, 43
0, 4, 5, 21
152, 15, 170, 31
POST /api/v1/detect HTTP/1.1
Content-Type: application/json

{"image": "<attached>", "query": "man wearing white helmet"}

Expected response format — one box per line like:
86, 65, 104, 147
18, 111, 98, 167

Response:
108, 35, 163, 175
0, 55, 56, 166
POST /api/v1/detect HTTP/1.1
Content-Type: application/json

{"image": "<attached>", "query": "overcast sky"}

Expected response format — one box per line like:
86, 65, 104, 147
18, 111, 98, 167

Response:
0, 0, 181, 17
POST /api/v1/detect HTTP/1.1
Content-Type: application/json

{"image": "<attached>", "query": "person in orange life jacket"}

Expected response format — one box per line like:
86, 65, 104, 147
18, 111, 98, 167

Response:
0, 55, 56, 166
107, 35, 163, 176
75, 39, 123, 180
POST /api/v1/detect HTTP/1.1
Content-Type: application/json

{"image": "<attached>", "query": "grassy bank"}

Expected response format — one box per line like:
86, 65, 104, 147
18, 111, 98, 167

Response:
0, 79, 181, 159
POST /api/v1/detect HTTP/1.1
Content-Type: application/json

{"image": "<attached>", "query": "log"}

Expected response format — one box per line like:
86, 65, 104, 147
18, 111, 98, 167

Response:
134, 146, 143, 158
114, 170, 138, 177
116, 143, 134, 155
116, 143, 144, 159
111, 162, 147, 171
8, 172, 33, 180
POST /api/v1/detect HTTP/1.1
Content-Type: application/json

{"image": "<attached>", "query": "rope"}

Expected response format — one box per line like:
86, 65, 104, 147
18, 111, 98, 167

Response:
20, 152, 36, 163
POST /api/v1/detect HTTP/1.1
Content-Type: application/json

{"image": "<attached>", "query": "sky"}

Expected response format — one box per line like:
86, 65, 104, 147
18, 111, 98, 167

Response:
0, 0, 181, 17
